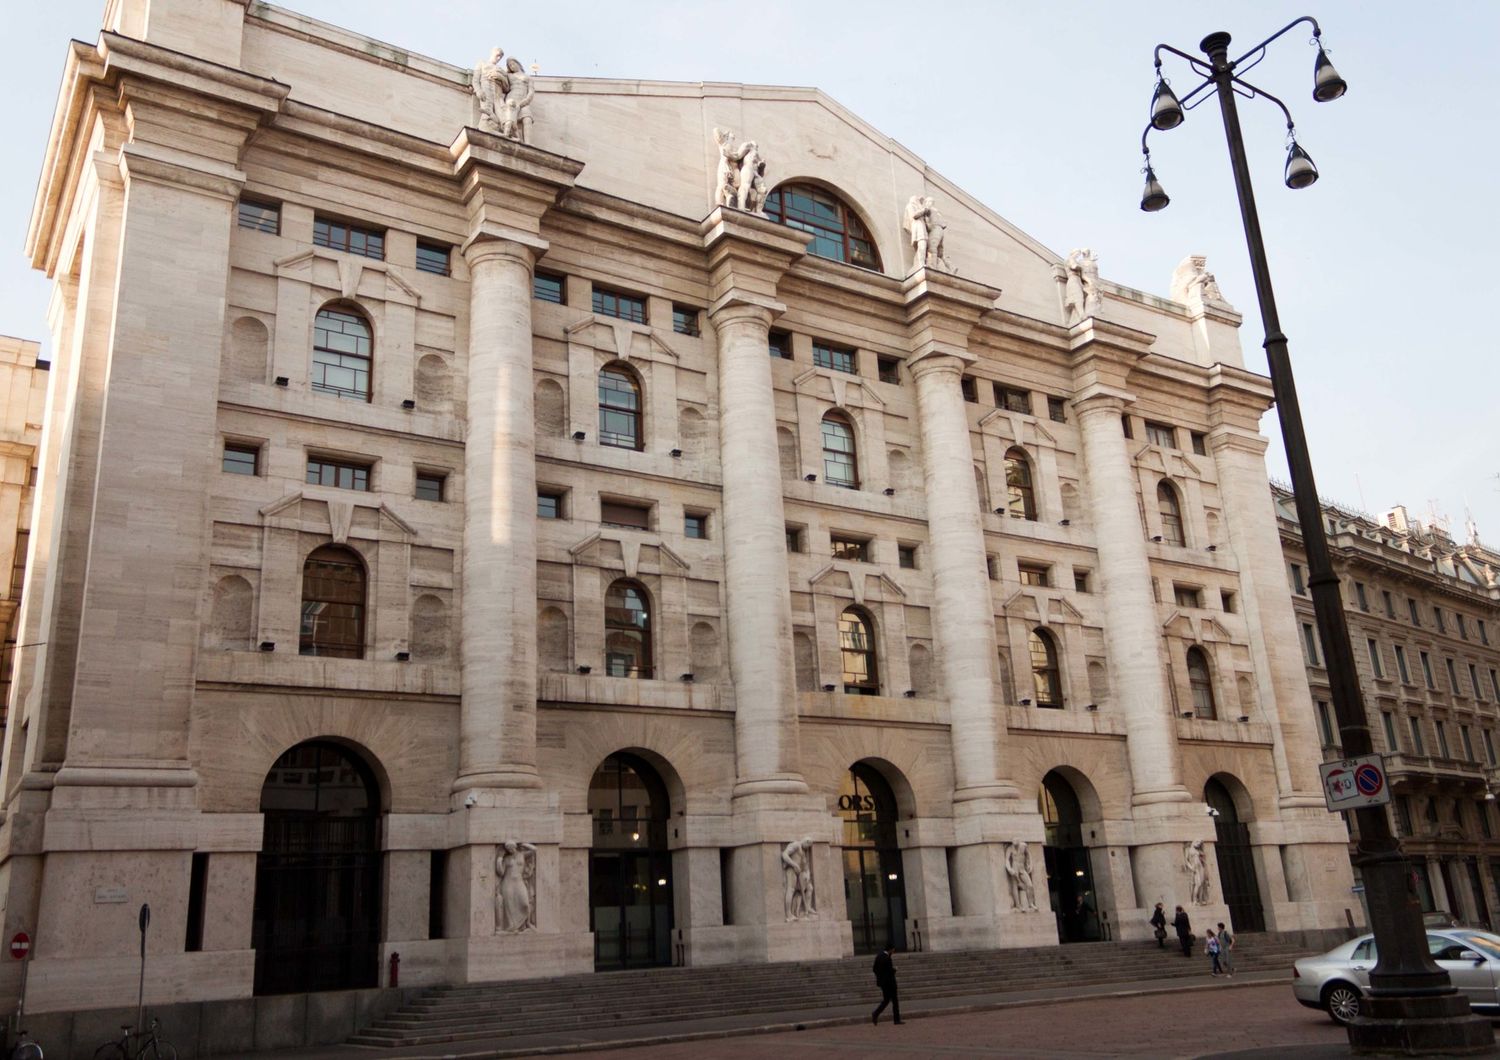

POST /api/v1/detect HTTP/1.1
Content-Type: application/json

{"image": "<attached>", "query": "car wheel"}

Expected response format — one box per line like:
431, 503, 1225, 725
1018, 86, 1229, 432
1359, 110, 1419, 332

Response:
1323, 981, 1361, 1025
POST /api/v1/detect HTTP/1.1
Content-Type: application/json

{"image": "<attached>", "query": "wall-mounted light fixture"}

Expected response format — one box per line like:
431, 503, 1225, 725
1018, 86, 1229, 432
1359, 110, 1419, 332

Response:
394, 650, 410, 662
401, 399, 416, 410
576, 664, 592, 675
259, 641, 275, 652
274, 376, 289, 387
572, 431, 586, 441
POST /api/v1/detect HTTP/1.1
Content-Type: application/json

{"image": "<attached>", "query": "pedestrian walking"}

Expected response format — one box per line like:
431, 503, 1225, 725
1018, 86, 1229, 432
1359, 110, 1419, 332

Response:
1150, 902, 1168, 948
1217, 921, 1235, 976
1206, 928, 1222, 976
871, 945, 902, 1025
1173, 905, 1193, 957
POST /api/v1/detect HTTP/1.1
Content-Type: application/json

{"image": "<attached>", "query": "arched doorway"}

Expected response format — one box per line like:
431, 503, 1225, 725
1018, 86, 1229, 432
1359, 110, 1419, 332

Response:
1040, 770, 1101, 943
589, 753, 674, 969
1206, 777, 1266, 932
253, 740, 382, 994
839, 762, 907, 954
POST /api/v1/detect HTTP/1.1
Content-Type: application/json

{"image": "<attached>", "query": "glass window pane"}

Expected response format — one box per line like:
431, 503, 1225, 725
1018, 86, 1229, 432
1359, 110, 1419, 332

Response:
222, 445, 258, 475
415, 242, 450, 276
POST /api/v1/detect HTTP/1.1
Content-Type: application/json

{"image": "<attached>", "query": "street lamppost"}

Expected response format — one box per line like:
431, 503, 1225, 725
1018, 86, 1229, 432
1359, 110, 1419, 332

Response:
1140, 19, 1494, 1055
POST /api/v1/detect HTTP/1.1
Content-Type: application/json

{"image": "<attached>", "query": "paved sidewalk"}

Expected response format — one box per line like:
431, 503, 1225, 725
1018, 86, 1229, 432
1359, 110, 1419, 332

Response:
221, 969, 1306, 1060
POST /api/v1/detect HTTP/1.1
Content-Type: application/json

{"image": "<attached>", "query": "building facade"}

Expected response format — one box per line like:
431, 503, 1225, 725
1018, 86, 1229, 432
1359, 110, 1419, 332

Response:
0, 338, 46, 733
1, 0, 1357, 1013
1277, 487, 1500, 928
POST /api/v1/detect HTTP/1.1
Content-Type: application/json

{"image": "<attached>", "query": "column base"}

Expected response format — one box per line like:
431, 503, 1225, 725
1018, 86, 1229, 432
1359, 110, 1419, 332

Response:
1351, 993, 1496, 1056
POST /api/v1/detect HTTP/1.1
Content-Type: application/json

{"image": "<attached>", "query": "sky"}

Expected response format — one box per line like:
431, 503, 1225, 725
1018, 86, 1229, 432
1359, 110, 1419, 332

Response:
2, 1, 1496, 536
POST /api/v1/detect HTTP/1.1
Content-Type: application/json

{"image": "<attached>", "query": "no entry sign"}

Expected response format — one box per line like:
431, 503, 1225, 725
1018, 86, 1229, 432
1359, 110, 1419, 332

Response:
1319, 753, 1391, 811
10, 932, 30, 960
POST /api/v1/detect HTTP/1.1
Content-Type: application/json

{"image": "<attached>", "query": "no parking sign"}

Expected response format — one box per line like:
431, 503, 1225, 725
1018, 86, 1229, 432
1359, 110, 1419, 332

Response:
1319, 753, 1391, 811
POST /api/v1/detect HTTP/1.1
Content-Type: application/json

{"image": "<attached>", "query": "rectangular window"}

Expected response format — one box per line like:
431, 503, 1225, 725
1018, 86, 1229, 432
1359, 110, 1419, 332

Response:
1481, 619, 1489, 646
1473, 664, 1485, 701
1409, 598, 1421, 625
1421, 651, 1435, 689
1434, 606, 1446, 633
1463, 725, 1475, 762
236, 197, 280, 234
1383, 590, 1395, 618
1409, 716, 1425, 755
1047, 396, 1067, 423
313, 215, 385, 260
1220, 590, 1236, 613
1492, 669, 1500, 700
1355, 582, 1369, 611
1395, 645, 1411, 684
785, 526, 803, 553
684, 513, 707, 539
600, 500, 650, 530
1190, 431, 1208, 456
1018, 563, 1050, 587
994, 385, 1031, 414
1458, 614, 1468, 640
185, 852, 209, 953
1382, 711, 1398, 753
1074, 570, 1091, 594
415, 241, 451, 276
671, 305, 701, 336
1173, 585, 1203, 609
1121, 414, 1134, 439
961, 376, 978, 403
1437, 720, 1450, 759
1446, 657, 1460, 694
986, 555, 998, 580
878, 356, 901, 385
1316, 701, 1335, 747
1302, 622, 1320, 666
1367, 639, 1384, 678
830, 535, 869, 562
533, 271, 566, 304
8, 531, 26, 604
813, 341, 857, 375
1396, 797, 1414, 838
428, 850, 447, 940
769, 330, 792, 359
1482, 802, 1494, 840
306, 457, 371, 492
592, 285, 647, 323
537, 490, 563, 519
1290, 564, 1306, 595
897, 545, 917, 570
1487, 729, 1497, 766
222, 442, 259, 476
415, 471, 446, 502
1145, 421, 1177, 449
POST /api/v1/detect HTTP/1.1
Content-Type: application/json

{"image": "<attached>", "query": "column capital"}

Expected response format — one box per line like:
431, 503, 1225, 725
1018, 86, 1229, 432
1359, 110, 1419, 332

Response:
1068, 318, 1154, 401
451, 127, 582, 249
701, 206, 809, 311
707, 295, 784, 331
1206, 424, 1269, 458
1205, 363, 1275, 432
907, 350, 969, 380
462, 230, 548, 269
902, 266, 1000, 364
1070, 387, 1133, 418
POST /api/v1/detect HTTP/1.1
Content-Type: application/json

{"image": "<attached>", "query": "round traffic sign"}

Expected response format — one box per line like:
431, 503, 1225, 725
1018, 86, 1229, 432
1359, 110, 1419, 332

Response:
10, 931, 30, 960
1354, 763, 1384, 798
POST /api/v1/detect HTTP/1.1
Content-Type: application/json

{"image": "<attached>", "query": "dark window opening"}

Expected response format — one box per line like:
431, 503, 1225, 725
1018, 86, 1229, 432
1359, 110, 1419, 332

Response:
671, 305, 700, 336
237, 197, 281, 235
592, 285, 647, 324
185, 852, 209, 952
415, 241, 451, 276
601, 501, 651, 530
223, 443, 260, 476
534, 272, 566, 304
415, 472, 446, 502
813, 342, 857, 375
313, 215, 385, 260
306, 457, 372, 492
763, 183, 880, 270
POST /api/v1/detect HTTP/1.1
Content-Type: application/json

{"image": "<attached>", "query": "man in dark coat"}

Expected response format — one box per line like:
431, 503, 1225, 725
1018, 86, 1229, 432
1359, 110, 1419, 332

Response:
1173, 905, 1193, 957
1150, 902, 1168, 947
871, 945, 902, 1025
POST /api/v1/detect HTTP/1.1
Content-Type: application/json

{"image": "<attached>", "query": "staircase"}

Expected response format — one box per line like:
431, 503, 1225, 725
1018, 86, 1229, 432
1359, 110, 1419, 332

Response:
350, 932, 1321, 1048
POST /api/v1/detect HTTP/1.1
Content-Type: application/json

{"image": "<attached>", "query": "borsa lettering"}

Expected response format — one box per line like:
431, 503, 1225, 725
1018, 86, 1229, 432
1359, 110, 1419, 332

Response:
838, 793, 877, 813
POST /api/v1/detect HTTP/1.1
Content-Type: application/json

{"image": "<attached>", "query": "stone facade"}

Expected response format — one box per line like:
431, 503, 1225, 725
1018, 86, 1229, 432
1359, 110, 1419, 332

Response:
0, 0, 1358, 1014
0, 337, 45, 730
1276, 486, 1500, 928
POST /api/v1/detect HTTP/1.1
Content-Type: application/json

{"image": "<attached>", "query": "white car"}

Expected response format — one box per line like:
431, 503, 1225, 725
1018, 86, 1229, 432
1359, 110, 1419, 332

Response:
1293, 928, 1500, 1025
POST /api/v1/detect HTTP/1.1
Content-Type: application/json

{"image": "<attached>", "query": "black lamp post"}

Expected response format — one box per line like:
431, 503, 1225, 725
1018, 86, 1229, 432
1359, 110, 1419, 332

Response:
1141, 19, 1493, 1055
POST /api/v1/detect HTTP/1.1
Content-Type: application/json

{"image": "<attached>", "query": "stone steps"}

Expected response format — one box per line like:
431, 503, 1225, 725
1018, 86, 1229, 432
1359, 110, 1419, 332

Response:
349, 934, 1313, 1047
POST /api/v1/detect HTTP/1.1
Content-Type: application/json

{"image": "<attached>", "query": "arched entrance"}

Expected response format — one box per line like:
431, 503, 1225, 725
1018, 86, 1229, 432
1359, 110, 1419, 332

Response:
1040, 770, 1101, 943
589, 753, 674, 969
839, 762, 907, 954
253, 740, 382, 994
1206, 776, 1266, 932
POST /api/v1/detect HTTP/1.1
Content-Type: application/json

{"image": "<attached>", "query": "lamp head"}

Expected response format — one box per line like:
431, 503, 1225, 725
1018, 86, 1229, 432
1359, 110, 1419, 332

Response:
1284, 140, 1319, 190
1313, 45, 1347, 103
1140, 164, 1170, 213
1150, 77, 1185, 131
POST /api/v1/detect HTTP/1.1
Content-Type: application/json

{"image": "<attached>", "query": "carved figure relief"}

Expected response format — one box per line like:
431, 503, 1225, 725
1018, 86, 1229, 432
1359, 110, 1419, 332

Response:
1185, 839, 1210, 905
495, 840, 538, 933
1004, 840, 1038, 912
473, 48, 535, 143
1063, 248, 1102, 323
903, 195, 955, 273
1170, 254, 1228, 310
781, 837, 819, 921
713, 129, 769, 215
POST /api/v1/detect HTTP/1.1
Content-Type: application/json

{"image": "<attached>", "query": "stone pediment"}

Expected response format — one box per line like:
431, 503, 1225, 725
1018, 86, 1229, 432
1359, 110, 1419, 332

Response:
1132, 444, 1167, 472
808, 563, 904, 605
259, 492, 416, 543
565, 317, 678, 364
1159, 611, 1231, 643
273, 249, 421, 307
977, 410, 1057, 448
791, 368, 885, 411
1046, 596, 1085, 623
569, 532, 690, 578
1169, 452, 1204, 479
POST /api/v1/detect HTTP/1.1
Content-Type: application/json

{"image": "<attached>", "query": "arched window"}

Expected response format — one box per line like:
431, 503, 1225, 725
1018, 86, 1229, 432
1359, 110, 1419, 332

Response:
300, 545, 366, 658
312, 305, 372, 402
1005, 447, 1037, 521
1187, 646, 1217, 720
839, 607, 879, 695
605, 579, 652, 678
764, 183, 880, 270
1157, 481, 1185, 546
1028, 628, 1062, 708
821, 413, 859, 490
599, 364, 643, 451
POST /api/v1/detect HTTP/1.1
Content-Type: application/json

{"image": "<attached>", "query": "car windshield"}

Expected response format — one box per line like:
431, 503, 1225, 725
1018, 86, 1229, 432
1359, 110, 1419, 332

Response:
1453, 932, 1500, 959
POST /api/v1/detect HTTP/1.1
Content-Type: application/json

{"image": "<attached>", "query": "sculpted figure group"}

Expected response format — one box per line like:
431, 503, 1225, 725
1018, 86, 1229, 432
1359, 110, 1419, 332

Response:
473, 47, 534, 143
781, 837, 819, 921
712, 129, 770, 214
1063, 248, 1102, 323
903, 195, 954, 273
495, 840, 538, 933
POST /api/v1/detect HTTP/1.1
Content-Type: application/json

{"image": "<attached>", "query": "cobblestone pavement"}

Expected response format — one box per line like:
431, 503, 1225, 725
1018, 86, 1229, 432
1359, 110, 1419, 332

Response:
562, 983, 1348, 1059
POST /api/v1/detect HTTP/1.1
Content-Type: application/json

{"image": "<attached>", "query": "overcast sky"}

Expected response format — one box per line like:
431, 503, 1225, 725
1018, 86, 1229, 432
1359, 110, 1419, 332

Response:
3, 1, 1496, 537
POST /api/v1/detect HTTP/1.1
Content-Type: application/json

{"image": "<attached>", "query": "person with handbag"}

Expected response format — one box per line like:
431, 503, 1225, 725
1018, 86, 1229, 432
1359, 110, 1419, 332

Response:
1173, 905, 1193, 957
1150, 902, 1168, 948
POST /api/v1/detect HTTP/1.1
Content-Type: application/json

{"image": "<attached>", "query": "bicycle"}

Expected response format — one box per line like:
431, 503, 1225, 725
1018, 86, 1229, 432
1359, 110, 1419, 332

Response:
9, 1027, 42, 1060
93, 1019, 175, 1060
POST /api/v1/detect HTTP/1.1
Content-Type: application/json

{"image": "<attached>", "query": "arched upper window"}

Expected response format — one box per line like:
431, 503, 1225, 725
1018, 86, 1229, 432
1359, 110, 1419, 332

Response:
1028, 628, 1062, 708
764, 184, 880, 270
312, 305, 372, 402
300, 545, 366, 658
1005, 447, 1037, 521
605, 579, 652, 678
821, 412, 859, 490
839, 607, 879, 695
1157, 480, 1185, 546
1187, 646, 1217, 720
599, 364, 643, 451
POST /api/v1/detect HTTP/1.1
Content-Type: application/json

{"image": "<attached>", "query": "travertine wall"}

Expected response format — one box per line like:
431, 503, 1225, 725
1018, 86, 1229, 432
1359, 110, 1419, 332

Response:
0, 0, 1357, 1012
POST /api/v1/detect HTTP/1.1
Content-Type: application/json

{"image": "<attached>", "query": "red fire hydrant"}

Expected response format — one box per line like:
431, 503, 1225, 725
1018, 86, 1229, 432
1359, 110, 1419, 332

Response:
388, 951, 400, 988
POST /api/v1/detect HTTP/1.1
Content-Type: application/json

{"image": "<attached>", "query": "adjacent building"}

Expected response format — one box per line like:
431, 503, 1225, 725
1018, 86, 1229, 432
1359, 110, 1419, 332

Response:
0, 338, 45, 730
1277, 486, 1500, 927
0, 0, 1358, 1016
